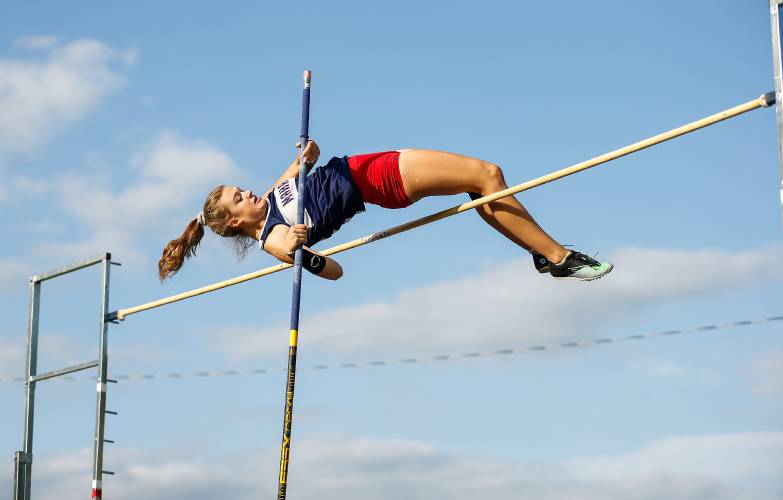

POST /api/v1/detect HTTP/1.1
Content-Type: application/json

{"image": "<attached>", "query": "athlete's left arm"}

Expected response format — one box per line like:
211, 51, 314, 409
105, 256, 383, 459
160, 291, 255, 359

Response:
271, 140, 320, 188
263, 223, 343, 280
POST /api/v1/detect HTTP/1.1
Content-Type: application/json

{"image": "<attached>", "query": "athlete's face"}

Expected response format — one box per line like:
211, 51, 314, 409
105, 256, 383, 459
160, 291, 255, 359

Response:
220, 186, 268, 235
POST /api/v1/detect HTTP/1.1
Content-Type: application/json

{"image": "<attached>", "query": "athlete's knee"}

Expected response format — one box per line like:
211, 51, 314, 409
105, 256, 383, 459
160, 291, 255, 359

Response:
480, 162, 506, 193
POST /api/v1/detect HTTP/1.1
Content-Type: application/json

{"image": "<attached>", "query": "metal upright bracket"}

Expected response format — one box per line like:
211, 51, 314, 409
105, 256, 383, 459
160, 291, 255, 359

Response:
770, 0, 783, 226
12, 252, 118, 500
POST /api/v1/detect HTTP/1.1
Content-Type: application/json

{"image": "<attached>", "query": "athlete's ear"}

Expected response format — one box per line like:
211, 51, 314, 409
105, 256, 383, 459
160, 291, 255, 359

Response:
228, 217, 240, 229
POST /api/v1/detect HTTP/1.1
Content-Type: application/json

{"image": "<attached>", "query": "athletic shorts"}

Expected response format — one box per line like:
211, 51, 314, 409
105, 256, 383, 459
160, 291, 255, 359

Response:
347, 151, 412, 209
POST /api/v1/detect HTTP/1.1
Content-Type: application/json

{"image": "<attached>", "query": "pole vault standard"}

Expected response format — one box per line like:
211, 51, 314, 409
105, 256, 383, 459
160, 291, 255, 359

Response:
277, 70, 311, 500
108, 91, 775, 322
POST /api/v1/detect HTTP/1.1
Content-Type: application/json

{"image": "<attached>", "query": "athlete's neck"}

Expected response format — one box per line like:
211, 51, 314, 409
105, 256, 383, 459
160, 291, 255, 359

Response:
253, 198, 270, 241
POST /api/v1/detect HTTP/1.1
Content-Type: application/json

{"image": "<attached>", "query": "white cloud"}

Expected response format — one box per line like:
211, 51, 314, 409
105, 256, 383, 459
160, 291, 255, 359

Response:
18, 432, 783, 500
0, 130, 243, 288
0, 37, 134, 163
750, 349, 783, 397
565, 433, 783, 485
216, 246, 783, 361
34, 132, 244, 264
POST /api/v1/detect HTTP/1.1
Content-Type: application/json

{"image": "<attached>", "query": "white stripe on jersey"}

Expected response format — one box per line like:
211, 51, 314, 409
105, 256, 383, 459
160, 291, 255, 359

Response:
275, 178, 313, 228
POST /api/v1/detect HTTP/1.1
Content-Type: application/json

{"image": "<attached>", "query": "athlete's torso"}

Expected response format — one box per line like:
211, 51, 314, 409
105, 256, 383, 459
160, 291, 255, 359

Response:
259, 156, 365, 248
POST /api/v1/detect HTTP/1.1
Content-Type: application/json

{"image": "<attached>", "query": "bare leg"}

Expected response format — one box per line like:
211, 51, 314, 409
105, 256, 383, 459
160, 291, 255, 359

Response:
398, 149, 567, 263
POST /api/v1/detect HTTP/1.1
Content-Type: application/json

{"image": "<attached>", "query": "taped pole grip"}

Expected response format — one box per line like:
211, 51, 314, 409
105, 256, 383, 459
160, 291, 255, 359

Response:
277, 69, 311, 500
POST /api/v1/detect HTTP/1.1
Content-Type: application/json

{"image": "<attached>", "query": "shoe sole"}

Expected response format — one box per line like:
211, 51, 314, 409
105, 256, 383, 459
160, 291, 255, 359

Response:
552, 265, 613, 281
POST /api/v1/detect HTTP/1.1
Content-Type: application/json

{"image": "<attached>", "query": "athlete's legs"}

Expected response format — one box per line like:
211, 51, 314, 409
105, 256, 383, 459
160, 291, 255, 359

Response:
397, 149, 568, 263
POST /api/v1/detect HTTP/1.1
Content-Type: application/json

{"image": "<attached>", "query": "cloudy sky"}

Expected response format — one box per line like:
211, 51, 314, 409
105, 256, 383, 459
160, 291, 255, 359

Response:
1, 2, 782, 499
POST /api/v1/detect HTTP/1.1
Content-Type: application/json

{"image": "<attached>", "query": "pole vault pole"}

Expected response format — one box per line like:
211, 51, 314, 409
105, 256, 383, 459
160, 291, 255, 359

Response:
277, 69, 311, 500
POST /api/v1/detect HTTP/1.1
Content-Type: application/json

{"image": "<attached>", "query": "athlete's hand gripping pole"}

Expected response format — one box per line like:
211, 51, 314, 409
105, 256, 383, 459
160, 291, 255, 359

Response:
277, 69, 311, 500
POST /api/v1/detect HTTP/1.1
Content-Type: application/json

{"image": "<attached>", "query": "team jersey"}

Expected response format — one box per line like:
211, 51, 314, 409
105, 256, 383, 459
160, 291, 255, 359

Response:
258, 156, 365, 249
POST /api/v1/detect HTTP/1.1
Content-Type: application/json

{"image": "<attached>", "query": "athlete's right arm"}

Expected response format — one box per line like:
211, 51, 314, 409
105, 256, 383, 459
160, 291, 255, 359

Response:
262, 224, 343, 280
270, 140, 319, 188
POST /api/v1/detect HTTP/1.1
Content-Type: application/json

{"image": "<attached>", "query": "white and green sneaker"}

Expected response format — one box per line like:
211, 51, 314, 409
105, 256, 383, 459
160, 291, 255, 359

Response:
548, 250, 613, 281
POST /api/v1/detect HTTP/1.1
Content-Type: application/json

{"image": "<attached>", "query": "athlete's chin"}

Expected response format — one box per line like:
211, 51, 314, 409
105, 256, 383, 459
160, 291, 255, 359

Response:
255, 200, 268, 216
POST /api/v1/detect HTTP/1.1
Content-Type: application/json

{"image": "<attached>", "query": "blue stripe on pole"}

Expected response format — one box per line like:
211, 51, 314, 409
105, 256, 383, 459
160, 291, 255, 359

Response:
289, 75, 311, 332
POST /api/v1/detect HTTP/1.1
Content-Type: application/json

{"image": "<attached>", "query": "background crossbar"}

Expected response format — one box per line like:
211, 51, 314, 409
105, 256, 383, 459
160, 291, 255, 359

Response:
31, 253, 110, 283
29, 360, 99, 383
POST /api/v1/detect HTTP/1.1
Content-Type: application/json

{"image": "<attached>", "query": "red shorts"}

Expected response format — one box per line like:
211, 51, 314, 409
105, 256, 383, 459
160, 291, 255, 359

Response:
347, 151, 412, 209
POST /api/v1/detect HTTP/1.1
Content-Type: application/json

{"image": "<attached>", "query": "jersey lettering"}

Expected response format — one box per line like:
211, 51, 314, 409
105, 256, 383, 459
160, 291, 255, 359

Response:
274, 179, 312, 228
278, 180, 294, 207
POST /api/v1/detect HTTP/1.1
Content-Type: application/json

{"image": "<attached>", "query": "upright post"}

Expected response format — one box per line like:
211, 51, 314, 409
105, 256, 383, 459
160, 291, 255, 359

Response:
15, 278, 41, 500
11, 253, 116, 500
770, 0, 783, 225
276, 69, 311, 500
91, 254, 113, 500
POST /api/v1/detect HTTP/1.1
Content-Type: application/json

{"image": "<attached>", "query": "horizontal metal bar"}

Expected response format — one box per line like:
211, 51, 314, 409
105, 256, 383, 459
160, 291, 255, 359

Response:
31, 253, 111, 283
102, 470, 115, 475
30, 360, 99, 382
105, 410, 117, 415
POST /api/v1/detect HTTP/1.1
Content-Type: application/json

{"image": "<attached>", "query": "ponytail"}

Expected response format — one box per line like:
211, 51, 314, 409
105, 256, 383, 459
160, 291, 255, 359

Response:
158, 218, 205, 281
159, 184, 256, 281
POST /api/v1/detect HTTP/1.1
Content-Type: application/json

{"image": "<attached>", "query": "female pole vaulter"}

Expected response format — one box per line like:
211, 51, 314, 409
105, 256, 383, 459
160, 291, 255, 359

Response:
158, 141, 613, 281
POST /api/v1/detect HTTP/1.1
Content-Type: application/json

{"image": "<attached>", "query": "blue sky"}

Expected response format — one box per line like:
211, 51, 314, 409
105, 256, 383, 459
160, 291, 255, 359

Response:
1, 1, 782, 499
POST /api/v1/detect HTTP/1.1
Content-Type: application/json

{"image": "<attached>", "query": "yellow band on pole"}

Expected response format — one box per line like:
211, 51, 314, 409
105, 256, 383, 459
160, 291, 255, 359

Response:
114, 92, 773, 321
289, 329, 298, 347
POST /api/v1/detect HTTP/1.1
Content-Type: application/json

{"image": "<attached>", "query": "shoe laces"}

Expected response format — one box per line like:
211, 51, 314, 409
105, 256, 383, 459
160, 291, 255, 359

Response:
573, 251, 600, 267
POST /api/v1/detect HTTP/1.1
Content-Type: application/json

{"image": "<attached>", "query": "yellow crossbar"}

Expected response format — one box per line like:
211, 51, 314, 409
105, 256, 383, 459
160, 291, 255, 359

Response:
114, 92, 774, 320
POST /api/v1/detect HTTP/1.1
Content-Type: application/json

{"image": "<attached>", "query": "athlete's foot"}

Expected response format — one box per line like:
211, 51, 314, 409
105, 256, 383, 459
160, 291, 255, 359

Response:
548, 250, 613, 281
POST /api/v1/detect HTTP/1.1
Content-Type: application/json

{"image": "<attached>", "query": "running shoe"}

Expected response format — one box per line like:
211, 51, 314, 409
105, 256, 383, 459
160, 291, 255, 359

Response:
548, 250, 613, 281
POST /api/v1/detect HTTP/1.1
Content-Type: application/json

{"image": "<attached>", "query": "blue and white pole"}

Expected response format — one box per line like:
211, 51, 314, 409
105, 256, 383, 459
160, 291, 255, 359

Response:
277, 69, 311, 500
